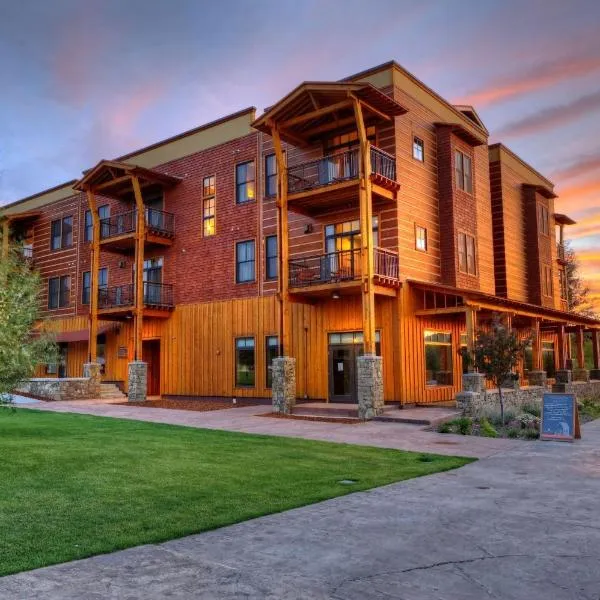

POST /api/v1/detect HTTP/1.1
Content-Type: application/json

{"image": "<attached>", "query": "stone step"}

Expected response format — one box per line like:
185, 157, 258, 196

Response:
293, 406, 359, 418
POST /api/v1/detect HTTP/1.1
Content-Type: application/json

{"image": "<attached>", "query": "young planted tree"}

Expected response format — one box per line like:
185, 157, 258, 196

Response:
564, 241, 596, 317
0, 247, 57, 404
472, 315, 530, 425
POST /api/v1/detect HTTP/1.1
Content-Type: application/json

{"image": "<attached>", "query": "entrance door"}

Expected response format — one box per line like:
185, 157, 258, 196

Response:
329, 344, 356, 402
57, 344, 68, 378
142, 340, 161, 397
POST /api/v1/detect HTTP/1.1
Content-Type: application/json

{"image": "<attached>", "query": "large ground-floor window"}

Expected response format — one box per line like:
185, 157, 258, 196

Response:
425, 331, 453, 386
543, 341, 556, 378
235, 337, 255, 387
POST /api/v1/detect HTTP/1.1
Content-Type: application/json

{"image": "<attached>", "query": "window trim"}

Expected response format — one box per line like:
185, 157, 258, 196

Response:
235, 239, 256, 284
265, 235, 278, 281
415, 224, 428, 252
424, 329, 454, 388
202, 174, 216, 238
542, 264, 554, 297
235, 160, 256, 205
457, 231, 477, 276
235, 336, 256, 388
412, 136, 425, 162
454, 150, 473, 194
538, 203, 550, 236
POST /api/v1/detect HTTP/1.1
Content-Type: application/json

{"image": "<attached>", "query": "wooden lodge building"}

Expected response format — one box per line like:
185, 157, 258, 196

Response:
2, 61, 599, 413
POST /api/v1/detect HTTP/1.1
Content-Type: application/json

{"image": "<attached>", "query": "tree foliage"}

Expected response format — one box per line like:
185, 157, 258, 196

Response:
472, 315, 530, 425
0, 249, 57, 404
564, 241, 596, 317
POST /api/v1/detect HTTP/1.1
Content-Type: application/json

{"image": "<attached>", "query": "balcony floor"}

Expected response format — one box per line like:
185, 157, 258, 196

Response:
289, 279, 399, 301
99, 231, 174, 252
97, 306, 174, 320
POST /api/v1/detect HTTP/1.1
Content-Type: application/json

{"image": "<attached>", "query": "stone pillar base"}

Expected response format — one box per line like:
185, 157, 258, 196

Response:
590, 369, 600, 381
572, 368, 590, 382
128, 361, 148, 402
83, 362, 102, 398
357, 354, 384, 420
501, 376, 520, 390
456, 391, 482, 416
272, 357, 296, 414
555, 369, 572, 384
462, 372, 486, 394
527, 370, 548, 388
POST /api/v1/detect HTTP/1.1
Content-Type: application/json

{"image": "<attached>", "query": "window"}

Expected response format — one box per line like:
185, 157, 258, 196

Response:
235, 337, 255, 387
458, 232, 476, 275
325, 217, 379, 253
50, 216, 73, 250
236, 160, 255, 204
559, 268, 568, 300
85, 206, 110, 242
455, 150, 473, 193
424, 331, 453, 386
325, 126, 376, 152
265, 154, 277, 198
542, 265, 553, 297
542, 340, 556, 378
265, 336, 279, 388
415, 225, 428, 251
538, 204, 549, 235
413, 136, 424, 162
236, 240, 255, 283
48, 275, 70, 309
328, 331, 381, 356
83, 268, 108, 305
265, 235, 278, 280
202, 175, 216, 237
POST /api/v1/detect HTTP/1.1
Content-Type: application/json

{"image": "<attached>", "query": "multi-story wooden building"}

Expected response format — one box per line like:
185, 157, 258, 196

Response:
2, 61, 598, 410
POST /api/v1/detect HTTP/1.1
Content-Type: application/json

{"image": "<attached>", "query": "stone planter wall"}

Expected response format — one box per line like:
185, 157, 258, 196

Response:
16, 377, 99, 402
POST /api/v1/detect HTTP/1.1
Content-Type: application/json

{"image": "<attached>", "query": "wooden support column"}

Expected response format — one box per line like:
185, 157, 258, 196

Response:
592, 330, 600, 370
465, 306, 477, 359
532, 319, 543, 371
270, 124, 291, 356
557, 324, 567, 370
353, 96, 376, 355
132, 176, 146, 362
576, 327, 586, 369
1, 218, 9, 259
86, 190, 101, 363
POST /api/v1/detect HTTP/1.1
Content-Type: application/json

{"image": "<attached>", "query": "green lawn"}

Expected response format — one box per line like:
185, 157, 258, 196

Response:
0, 410, 472, 576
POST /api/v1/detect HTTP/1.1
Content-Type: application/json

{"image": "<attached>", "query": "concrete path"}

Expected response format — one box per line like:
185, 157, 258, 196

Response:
23, 400, 516, 458
2, 414, 600, 598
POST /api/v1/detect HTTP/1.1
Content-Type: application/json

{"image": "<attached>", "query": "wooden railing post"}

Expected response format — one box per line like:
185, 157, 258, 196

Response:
557, 324, 566, 370
132, 176, 146, 362
86, 190, 100, 363
352, 96, 376, 355
532, 318, 543, 371
576, 327, 586, 370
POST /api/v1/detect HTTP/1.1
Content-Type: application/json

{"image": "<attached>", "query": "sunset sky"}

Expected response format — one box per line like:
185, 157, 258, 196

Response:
1, 0, 599, 304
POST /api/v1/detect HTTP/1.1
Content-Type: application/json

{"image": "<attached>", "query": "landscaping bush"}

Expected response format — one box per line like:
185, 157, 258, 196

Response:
479, 417, 498, 438
437, 417, 472, 435
507, 428, 520, 439
489, 411, 515, 429
521, 403, 541, 418
578, 397, 600, 421
517, 413, 540, 430
522, 428, 540, 440
437, 422, 452, 434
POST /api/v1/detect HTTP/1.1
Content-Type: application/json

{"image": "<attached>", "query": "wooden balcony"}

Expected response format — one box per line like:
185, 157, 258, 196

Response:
99, 208, 175, 252
557, 243, 567, 264
286, 146, 399, 216
288, 247, 400, 299
97, 283, 174, 319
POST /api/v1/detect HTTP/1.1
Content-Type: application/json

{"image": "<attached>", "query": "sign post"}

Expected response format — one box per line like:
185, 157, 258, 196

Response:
541, 393, 581, 442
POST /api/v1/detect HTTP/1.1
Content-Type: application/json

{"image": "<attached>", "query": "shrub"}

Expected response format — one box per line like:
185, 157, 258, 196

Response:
507, 428, 520, 439
579, 397, 600, 421
479, 418, 498, 438
521, 428, 539, 440
489, 411, 515, 429
517, 413, 540, 430
521, 403, 541, 418
437, 422, 452, 434
455, 417, 473, 435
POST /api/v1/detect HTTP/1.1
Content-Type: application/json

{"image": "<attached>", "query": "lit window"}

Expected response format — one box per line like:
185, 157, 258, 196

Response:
236, 161, 255, 204
201, 176, 216, 237
413, 136, 424, 162
424, 331, 453, 386
235, 337, 255, 387
415, 225, 427, 251
455, 150, 473, 193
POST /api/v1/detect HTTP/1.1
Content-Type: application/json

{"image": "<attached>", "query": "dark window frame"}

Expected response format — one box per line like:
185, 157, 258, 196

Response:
265, 335, 279, 388
82, 268, 108, 305
202, 175, 216, 238
458, 231, 477, 276
235, 160, 256, 204
455, 150, 473, 194
236, 240, 256, 283
265, 235, 278, 280
265, 154, 277, 198
412, 136, 425, 162
235, 336, 256, 388
48, 275, 70, 309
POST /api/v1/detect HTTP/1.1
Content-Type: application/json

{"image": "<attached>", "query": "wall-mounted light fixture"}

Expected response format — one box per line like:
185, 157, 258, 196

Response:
304, 223, 313, 234
331, 292, 341, 300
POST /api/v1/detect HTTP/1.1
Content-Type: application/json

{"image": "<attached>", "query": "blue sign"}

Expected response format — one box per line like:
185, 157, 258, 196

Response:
541, 393, 578, 441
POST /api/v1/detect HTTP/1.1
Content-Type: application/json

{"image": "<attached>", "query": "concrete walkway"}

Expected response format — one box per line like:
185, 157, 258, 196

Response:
2, 410, 600, 598
23, 400, 516, 458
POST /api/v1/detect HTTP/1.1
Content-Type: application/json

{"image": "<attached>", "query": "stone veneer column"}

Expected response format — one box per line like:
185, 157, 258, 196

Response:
590, 369, 600, 381
556, 369, 573, 384
272, 357, 296, 414
357, 354, 384, 420
83, 362, 102, 398
128, 361, 148, 402
462, 372, 486, 394
527, 370, 548, 388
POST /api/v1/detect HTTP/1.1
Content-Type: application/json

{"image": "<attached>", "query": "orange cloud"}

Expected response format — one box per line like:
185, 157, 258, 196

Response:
495, 90, 600, 138
458, 56, 600, 107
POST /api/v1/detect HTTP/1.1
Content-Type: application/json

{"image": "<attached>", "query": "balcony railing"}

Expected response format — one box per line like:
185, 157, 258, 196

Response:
289, 247, 399, 288
557, 243, 566, 261
12, 245, 33, 264
97, 282, 174, 310
99, 208, 175, 241
286, 145, 396, 195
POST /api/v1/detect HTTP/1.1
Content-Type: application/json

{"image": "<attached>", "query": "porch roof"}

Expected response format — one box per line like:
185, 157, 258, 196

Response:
74, 160, 182, 199
252, 81, 408, 145
407, 279, 600, 329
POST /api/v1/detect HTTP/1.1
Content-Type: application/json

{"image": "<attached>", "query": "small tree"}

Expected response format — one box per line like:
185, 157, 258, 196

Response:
472, 315, 530, 425
0, 248, 57, 405
564, 241, 596, 317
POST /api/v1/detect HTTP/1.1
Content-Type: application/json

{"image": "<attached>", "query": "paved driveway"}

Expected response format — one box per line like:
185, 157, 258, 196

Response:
1, 411, 599, 598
